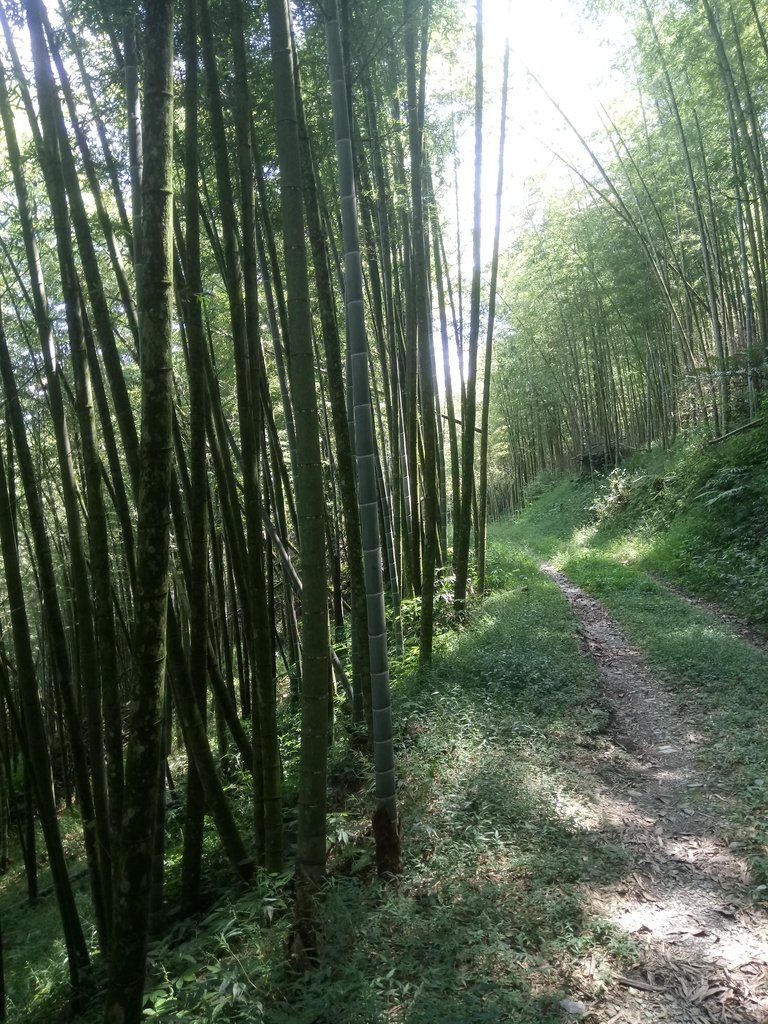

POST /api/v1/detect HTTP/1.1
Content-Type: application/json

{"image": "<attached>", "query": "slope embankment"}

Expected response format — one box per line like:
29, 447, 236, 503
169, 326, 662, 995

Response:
490, 428, 768, 1020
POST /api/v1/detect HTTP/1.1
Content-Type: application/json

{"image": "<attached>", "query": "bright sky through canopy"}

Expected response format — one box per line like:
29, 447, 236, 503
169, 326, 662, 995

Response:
439, 0, 631, 264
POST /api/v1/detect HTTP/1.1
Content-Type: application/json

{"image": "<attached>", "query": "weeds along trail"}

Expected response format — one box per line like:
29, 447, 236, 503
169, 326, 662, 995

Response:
541, 563, 768, 1024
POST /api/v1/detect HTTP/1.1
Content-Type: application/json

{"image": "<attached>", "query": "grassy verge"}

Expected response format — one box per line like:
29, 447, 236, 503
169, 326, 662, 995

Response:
7, 539, 638, 1023
628, 428, 768, 627
131, 543, 632, 1023
513, 425, 768, 630
502, 433, 768, 883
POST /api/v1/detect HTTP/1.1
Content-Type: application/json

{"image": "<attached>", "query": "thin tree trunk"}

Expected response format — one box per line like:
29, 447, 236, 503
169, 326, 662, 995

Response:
0, 389, 89, 1002
179, 0, 208, 913
478, 37, 509, 595
106, 3, 175, 1019
454, 0, 484, 615
404, 0, 438, 662
27, 0, 116, 936
326, 1, 400, 870
267, 0, 330, 954
0, 45, 108, 949
295, 65, 372, 732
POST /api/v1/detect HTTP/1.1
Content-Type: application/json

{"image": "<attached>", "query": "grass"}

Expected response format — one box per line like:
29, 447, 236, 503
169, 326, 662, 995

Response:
4, 540, 636, 1023
127, 543, 633, 1023
528, 425, 768, 629
502, 428, 768, 874
10, 423, 767, 1021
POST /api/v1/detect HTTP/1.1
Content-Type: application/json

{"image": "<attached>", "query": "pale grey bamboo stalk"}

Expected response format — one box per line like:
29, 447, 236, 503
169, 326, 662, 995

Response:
325, 1, 399, 846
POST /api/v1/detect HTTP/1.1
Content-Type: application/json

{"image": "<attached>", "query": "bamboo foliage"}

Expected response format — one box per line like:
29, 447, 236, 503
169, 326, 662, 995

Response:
326, 0, 400, 868
492, 0, 768, 508
0, 0, 521, 1011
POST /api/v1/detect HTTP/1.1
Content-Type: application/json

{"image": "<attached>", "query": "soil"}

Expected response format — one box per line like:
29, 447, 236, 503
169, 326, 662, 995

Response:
541, 564, 768, 1024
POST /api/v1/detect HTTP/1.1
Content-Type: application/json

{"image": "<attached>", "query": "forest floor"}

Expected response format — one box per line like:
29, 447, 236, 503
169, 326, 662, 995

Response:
541, 562, 768, 1023
5, 436, 768, 1023
494, 434, 768, 1022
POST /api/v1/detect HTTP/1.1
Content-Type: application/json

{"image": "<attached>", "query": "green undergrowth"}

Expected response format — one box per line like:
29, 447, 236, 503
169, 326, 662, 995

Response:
502, 425, 768, 880
7, 541, 637, 1024
514, 422, 768, 627
0, 808, 94, 1020
131, 544, 632, 1023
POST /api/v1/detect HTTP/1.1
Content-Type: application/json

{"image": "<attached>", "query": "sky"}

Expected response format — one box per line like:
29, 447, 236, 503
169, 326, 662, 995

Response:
434, 0, 632, 266
423, 0, 634, 389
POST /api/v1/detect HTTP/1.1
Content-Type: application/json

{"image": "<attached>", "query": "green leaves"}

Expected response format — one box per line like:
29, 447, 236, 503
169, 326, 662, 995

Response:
506, 453, 768, 896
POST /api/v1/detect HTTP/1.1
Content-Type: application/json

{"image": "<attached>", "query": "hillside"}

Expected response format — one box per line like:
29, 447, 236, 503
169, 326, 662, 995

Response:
5, 427, 768, 1022
508, 422, 768, 631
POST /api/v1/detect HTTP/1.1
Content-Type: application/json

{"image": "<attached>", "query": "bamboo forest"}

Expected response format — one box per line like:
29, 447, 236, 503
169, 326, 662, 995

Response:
2, 0, 768, 1021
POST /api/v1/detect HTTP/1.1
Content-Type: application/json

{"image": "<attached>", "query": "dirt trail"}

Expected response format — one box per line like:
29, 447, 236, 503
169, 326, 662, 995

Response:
541, 564, 768, 1024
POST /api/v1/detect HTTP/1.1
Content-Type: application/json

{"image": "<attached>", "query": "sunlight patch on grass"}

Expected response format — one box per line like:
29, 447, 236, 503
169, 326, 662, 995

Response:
601, 533, 653, 565
573, 522, 598, 550
502, 462, 768, 888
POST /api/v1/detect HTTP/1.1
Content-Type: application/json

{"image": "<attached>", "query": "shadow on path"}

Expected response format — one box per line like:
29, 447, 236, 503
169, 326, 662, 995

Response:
542, 563, 768, 1024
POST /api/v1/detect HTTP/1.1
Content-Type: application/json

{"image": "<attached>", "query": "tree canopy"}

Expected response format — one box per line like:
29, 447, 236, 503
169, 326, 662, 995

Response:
0, 0, 766, 1020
